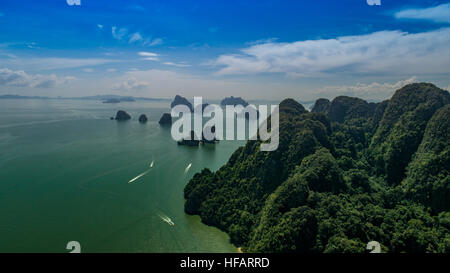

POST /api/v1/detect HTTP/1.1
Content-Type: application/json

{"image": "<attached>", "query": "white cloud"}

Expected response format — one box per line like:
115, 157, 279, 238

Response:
162, 62, 191, 67
138, 52, 158, 57
112, 26, 163, 46
138, 52, 159, 61
112, 26, 128, 40
107, 68, 117, 72
108, 69, 244, 97
395, 4, 450, 23
214, 28, 450, 78
313, 77, 419, 101
143, 38, 163, 47
0, 68, 75, 88
129, 32, 143, 43
82, 68, 94, 73
97, 24, 104, 29
112, 77, 149, 91
27, 42, 38, 49
1, 57, 116, 71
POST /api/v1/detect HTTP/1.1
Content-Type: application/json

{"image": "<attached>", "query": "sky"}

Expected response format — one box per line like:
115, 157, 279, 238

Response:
0, 0, 449, 101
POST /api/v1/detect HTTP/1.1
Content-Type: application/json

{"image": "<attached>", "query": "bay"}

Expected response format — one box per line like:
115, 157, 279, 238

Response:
0, 98, 243, 253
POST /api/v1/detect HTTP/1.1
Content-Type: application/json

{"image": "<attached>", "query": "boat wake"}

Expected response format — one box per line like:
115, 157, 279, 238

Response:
184, 163, 192, 174
128, 170, 150, 184
158, 214, 175, 226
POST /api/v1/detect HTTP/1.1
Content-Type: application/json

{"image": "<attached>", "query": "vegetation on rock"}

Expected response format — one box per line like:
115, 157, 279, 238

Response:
184, 83, 450, 253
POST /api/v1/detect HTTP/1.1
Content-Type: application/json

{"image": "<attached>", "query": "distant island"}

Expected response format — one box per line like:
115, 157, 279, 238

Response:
114, 110, 131, 121
184, 83, 450, 253
221, 96, 249, 107
0, 94, 51, 99
103, 98, 121, 104
79, 95, 167, 102
0, 94, 170, 102
171, 95, 193, 111
103, 97, 135, 104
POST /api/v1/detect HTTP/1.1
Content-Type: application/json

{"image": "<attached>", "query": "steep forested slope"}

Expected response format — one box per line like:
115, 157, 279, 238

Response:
184, 83, 450, 253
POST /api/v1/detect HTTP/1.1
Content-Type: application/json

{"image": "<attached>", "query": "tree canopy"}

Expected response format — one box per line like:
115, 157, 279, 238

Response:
184, 83, 450, 253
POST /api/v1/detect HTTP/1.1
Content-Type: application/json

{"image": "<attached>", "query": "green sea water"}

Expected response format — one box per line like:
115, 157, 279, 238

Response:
0, 99, 244, 253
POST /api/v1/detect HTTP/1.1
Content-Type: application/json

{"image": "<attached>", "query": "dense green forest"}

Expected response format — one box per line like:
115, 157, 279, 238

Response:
184, 83, 450, 253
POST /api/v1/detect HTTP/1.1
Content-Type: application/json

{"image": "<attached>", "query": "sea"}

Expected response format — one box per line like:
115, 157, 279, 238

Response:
0, 98, 244, 253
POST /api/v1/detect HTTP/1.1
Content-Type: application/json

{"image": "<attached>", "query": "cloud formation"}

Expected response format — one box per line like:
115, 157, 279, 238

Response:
112, 77, 149, 91
395, 3, 450, 23
111, 26, 128, 40
112, 26, 163, 46
0, 68, 75, 88
138, 51, 159, 61
162, 62, 191, 67
214, 28, 450, 78
313, 77, 419, 101
1, 57, 115, 71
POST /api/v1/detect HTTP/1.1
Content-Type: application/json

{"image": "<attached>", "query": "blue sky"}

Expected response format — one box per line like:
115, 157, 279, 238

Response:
0, 0, 449, 100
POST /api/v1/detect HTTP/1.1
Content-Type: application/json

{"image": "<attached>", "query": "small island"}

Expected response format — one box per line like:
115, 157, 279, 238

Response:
159, 113, 172, 125
114, 110, 131, 121
138, 114, 148, 123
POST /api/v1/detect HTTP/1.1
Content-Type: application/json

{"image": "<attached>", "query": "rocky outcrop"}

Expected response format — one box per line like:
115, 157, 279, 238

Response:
171, 95, 193, 111
139, 114, 148, 123
159, 113, 172, 125
115, 110, 131, 121
221, 96, 249, 107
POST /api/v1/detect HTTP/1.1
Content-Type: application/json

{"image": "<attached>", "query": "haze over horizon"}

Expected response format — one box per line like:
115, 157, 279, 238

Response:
0, 0, 449, 101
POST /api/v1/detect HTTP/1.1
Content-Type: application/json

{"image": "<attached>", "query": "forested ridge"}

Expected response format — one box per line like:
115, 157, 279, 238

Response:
184, 83, 450, 253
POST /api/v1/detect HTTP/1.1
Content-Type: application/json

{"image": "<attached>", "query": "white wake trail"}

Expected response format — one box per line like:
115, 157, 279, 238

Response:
184, 163, 192, 174
128, 170, 150, 183
158, 214, 175, 226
